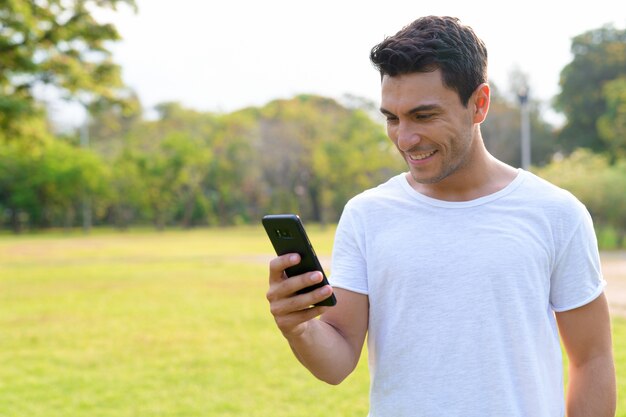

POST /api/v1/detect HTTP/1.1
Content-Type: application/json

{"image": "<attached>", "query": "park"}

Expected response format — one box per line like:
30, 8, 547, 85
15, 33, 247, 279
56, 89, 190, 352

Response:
2, 1, 626, 415
1, 226, 626, 416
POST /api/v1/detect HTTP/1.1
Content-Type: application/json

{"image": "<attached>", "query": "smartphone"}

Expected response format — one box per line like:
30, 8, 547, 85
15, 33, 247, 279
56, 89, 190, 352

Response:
262, 214, 336, 307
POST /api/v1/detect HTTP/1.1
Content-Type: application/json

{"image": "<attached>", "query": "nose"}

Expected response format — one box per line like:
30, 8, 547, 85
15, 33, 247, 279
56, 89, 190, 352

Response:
395, 121, 422, 152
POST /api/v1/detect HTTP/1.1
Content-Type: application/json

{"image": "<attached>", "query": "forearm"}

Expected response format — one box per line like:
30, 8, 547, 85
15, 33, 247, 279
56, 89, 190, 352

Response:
286, 318, 360, 385
566, 354, 616, 417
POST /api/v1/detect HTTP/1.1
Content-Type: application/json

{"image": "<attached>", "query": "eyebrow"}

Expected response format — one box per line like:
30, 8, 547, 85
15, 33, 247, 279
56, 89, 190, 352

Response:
379, 104, 443, 117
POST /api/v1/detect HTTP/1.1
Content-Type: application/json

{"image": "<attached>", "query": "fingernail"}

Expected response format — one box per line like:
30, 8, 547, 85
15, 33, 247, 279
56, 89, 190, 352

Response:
290, 254, 299, 263
319, 286, 332, 295
310, 272, 321, 282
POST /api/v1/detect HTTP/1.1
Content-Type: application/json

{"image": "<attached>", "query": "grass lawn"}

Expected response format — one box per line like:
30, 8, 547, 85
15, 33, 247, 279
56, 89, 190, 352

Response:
0, 226, 623, 416
0, 226, 368, 417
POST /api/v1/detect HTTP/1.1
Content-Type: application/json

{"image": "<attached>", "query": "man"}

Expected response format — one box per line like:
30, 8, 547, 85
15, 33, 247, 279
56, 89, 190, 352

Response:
266, 16, 616, 416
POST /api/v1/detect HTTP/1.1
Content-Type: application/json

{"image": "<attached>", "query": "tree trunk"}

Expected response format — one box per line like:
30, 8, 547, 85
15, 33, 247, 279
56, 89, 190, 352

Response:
10, 208, 21, 234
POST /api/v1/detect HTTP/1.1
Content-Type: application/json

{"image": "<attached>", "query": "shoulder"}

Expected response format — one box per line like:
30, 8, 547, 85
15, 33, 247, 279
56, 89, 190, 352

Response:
520, 170, 573, 198
345, 172, 408, 211
519, 170, 588, 214
336, 173, 411, 234
516, 171, 594, 243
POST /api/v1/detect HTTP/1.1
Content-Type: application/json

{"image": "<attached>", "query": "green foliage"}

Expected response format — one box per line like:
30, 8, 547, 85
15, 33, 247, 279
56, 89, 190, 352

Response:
597, 77, 626, 157
93, 96, 403, 230
0, 0, 137, 135
4, 18, 626, 231
7, 93, 392, 231
106, 147, 147, 228
555, 24, 626, 153
88, 91, 143, 153
0, 134, 110, 232
0, 0, 137, 231
256, 95, 403, 224
534, 149, 626, 248
108, 103, 257, 228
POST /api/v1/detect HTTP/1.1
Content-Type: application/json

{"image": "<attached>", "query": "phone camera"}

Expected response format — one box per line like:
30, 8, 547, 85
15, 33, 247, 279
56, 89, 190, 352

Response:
275, 229, 292, 238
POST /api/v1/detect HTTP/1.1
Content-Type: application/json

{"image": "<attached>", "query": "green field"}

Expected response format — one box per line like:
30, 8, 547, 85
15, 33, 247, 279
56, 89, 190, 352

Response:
0, 226, 369, 417
0, 227, 624, 416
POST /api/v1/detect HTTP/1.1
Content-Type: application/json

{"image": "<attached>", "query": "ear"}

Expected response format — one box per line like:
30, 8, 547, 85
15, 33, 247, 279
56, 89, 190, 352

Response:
471, 83, 490, 124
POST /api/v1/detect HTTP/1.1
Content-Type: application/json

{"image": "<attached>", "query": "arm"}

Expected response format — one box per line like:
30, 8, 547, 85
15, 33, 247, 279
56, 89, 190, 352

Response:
267, 254, 369, 385
555, 293, 616, 417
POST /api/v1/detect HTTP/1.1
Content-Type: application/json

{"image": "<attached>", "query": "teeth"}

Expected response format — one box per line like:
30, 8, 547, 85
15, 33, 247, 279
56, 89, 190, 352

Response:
409, 150, 436, 161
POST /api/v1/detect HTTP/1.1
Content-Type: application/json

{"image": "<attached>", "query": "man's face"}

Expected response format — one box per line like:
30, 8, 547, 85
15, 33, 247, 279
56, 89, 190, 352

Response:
380, 70, 477, 186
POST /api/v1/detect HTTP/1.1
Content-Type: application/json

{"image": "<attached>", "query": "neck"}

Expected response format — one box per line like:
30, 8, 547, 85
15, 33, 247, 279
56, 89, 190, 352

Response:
407, 133, 518, 202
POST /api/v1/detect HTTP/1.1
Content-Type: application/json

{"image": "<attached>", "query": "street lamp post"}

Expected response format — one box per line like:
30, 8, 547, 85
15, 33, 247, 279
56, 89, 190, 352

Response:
518, 86, 531, 170
80, 110, 92, 233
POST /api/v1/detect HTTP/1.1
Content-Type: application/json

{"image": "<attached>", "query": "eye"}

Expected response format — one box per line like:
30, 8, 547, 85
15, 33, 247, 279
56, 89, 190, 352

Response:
414, 113, 434, 120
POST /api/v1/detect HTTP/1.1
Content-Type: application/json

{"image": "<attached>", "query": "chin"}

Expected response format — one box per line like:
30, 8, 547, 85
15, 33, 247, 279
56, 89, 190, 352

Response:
409, 169, 445, 185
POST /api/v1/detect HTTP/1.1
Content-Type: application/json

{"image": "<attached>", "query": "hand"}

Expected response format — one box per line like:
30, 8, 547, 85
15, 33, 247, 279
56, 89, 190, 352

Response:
266, 253, 334, 339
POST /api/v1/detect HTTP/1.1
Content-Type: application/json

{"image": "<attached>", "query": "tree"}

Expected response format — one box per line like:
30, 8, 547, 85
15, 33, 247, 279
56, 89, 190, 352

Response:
0, 134, 110, 232
597, 77, 626, 158
257, 95, 403, 224
554, 24, 626, 153
87, 91, 143, 156
113, 104, 215, 229
0, 0, 137, 137
106, 146, 147, 229
207, 109, 258, 225
110, 102, 250, 229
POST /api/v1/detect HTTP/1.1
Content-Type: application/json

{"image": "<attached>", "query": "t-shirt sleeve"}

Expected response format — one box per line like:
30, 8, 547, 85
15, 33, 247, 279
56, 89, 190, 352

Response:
550, 205, 606, 312
329, 202, 369, 295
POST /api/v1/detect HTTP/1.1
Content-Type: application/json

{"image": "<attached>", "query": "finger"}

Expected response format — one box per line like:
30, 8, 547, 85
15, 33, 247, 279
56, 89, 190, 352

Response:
267, 271, 324, 303
269, 283, 332, 316
268, 253, 300, 284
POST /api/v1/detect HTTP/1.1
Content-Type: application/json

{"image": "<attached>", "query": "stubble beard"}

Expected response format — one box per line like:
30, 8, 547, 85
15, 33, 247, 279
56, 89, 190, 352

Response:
408, 132, 475, 185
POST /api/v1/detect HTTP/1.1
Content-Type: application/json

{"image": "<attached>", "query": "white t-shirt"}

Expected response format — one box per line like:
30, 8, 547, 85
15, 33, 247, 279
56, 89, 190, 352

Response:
330, 169, 605, 417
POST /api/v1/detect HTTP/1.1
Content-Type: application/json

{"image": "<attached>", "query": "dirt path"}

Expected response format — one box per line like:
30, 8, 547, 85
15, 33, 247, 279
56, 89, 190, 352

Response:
601, 251, 626, 317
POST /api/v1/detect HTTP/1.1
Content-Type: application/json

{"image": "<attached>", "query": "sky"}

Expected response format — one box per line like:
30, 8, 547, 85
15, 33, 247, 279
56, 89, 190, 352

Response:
48, 0, 626, 129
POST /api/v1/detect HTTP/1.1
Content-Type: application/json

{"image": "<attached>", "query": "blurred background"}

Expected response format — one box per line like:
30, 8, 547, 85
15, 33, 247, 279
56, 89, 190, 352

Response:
2, 2, 626, 416
1, 0, 625, 245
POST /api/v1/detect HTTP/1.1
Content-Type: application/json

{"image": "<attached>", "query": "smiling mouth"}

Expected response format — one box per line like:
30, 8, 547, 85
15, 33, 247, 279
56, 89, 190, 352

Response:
408, 150, 437, 161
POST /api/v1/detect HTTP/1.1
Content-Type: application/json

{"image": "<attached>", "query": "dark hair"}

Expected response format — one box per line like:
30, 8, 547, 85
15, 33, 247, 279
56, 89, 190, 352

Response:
370, 16, 488, 106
